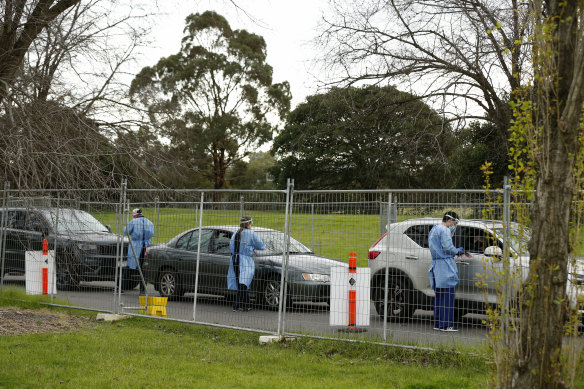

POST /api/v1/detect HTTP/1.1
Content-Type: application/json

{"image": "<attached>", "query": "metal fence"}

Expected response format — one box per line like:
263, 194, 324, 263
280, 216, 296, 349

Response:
1, 180, 582, 349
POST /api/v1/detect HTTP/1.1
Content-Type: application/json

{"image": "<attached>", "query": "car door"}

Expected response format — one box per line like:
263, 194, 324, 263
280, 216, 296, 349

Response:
25, 211, 47, 252
453, 225, 504, 302
176, 229, 214, 292
207, 229, 233, 294
2, 210, 33, 274
402, 223, 434, 292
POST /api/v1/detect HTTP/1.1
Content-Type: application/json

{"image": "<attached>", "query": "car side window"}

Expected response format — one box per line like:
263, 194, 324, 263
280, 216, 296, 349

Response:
175, 232, 192, 250
9, 211, 27, 230
187, 229, 213, 252
456, 227, 485, 253
26, 212, 47, 233
212, 230, 232, 255
404, 225, 433, 248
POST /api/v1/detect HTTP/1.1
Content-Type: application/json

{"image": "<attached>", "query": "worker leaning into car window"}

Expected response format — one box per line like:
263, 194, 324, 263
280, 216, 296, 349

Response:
122, 208, 154, 295
428, 211, 464, 332
228, 216, 266, 312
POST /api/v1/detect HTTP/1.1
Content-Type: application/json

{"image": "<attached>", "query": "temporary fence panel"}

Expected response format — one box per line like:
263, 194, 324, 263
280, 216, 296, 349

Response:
1, 185, 582, 351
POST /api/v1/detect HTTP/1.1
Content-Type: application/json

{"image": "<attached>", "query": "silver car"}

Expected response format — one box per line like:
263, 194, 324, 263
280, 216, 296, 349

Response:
368, 218, 584, 322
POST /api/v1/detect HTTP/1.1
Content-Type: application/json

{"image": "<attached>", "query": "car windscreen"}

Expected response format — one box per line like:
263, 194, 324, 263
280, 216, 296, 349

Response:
40, 209, 110, 234
255, 231, 311, 255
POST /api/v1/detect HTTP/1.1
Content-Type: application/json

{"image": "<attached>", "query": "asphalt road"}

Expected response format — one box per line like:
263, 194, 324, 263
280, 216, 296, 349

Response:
2, 276, 490, 348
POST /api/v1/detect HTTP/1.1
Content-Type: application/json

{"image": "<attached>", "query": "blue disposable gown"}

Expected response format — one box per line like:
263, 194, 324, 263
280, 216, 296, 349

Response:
428, 224, 459, 289
228, 229, 266, 289
123, 216, 155, 269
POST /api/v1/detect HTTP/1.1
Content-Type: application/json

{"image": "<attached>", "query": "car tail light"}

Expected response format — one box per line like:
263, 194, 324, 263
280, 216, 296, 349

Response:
368, 250, 381, 259
145, 247, 149, 258
368, 233, 387, 260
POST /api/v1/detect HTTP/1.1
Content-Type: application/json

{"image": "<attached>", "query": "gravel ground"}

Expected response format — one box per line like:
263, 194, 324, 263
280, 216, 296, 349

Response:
0, 308, 93, 335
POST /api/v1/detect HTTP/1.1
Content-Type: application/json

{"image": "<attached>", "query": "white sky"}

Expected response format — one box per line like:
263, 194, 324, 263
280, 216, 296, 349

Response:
136, 0, 330, 109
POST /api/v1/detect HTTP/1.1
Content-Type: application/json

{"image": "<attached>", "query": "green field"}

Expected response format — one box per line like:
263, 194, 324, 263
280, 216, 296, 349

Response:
93, 208, 389, 266
93, 206, 584, 262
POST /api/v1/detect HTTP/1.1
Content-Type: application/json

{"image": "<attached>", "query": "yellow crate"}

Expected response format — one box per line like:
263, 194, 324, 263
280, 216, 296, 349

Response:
139, 296, 168, 317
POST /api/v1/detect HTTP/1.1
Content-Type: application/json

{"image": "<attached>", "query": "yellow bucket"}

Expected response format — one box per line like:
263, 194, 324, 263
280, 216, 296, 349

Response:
139, 296, 168, 317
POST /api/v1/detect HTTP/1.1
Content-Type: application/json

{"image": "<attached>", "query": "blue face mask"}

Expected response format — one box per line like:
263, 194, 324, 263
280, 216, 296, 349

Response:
449, 225, 456, 235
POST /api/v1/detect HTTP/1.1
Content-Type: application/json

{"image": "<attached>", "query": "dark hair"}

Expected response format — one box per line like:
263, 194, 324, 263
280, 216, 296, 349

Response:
442, 211, 459, 223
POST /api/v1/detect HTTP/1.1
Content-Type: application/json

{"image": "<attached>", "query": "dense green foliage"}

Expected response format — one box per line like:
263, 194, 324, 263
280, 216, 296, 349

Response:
130, 11, 291, 190
449, 121, 509, 189
270, 85, 457, 189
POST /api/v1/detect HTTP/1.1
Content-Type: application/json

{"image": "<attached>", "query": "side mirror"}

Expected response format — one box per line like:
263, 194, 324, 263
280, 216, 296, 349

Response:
105, 225, 112, 233
484, 246, 503, 257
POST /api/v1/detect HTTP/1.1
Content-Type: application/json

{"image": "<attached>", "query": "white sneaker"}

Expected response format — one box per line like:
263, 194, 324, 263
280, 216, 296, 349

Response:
440, 327, 459, 332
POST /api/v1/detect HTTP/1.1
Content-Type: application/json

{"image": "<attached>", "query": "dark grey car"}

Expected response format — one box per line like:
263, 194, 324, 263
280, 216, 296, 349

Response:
142, 226, 347, 309
0, 207, 128, 290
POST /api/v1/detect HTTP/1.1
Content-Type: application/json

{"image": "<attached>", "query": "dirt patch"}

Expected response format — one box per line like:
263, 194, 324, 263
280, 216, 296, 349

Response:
0, 308, 93, 335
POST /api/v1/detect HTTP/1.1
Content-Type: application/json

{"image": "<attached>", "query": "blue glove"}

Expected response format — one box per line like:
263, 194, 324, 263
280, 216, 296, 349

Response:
456, 247, 465, 255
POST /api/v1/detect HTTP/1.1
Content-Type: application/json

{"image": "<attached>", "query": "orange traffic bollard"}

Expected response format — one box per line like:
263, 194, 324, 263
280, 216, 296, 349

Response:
42, 238, 48, 255
348, 252, 358, 331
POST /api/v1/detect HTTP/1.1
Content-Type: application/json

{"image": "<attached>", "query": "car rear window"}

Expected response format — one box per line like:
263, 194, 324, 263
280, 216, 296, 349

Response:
404, 225, 433, 248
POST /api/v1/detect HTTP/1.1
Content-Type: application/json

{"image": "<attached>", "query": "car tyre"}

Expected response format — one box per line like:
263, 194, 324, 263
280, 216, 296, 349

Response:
157, 269, 183, 301
374, 276, 414, 322
260, 276, 290, 310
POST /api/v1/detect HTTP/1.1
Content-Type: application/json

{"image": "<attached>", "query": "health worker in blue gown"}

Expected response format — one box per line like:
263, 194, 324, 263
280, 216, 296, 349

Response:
428, 211, 464, 332
228, 216, 266, 312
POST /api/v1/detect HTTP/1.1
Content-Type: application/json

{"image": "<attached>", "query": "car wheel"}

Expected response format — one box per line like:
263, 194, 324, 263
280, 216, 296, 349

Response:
260, 276, 289, 310
56, 250, 81, 291
374, 276, 414, 322
157, 269, 183, 301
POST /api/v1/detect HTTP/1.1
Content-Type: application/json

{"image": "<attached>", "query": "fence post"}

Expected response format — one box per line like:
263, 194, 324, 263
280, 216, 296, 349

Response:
113, 178, 127, 314
311, 203, 315, 252
240, 196, 244, 219
380, 201, 384, 235
383, 192, 392, 342
192, 192, 205, 322
277, 179, 294, 337
502, 176, 511, 340
0, 181, 8, 293
154, 196, 160, 244
50, 194, 60, 305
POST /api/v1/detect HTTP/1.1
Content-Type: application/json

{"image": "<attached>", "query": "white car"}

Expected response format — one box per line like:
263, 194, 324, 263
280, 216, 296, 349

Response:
368, 218, 584, 322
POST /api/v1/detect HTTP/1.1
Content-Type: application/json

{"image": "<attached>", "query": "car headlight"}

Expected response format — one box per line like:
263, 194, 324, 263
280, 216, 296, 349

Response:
77, 243, 98, 251
302, 273, 330, 282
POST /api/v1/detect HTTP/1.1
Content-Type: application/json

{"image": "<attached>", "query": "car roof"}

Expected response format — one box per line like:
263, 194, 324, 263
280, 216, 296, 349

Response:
392, 218, 508, 230
193, 225, 278, 233
1, 207, 84, 212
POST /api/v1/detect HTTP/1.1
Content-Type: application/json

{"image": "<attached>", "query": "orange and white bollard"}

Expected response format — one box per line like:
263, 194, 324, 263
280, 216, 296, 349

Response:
42, 239, 49, 295
329, 252, 370, 331
348, 252, 357, 330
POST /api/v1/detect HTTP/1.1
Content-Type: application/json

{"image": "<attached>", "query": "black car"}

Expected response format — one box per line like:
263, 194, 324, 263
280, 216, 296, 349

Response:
143, 226, 347, 309
0, 207, 128, 290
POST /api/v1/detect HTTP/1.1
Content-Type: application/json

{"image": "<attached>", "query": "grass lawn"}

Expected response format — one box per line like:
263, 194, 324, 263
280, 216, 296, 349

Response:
0, 290, 493, 389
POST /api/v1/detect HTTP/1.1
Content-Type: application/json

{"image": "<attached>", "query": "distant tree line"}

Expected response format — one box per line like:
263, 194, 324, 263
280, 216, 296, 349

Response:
0, 4, 508, 194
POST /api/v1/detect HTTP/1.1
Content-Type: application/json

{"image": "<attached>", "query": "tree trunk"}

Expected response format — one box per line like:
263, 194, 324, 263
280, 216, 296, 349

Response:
510, 0, 584, 387
512, 141, 572, 388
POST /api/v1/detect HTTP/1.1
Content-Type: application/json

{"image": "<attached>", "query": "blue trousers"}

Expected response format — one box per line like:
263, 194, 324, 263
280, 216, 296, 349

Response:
434, 287, 455, 328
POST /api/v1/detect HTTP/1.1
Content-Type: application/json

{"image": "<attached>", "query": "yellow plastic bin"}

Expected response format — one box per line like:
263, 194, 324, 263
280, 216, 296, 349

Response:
139, 296, 168, 317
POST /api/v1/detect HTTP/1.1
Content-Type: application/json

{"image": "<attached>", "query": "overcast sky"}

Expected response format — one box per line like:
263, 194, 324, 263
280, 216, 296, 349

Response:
136, 0, 330, 109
